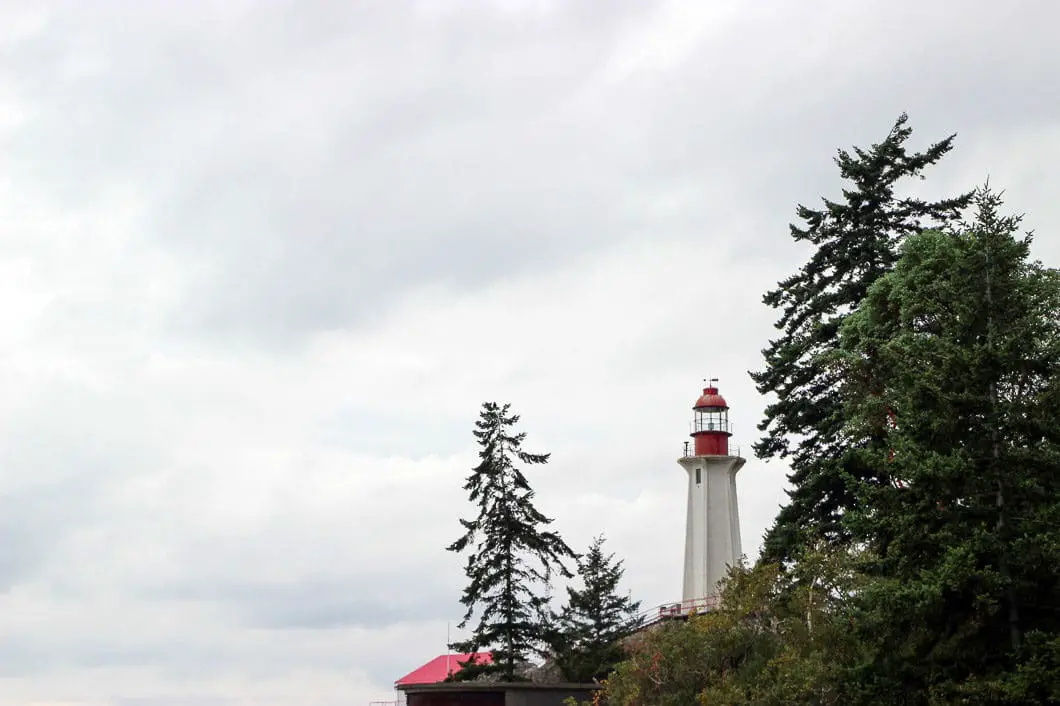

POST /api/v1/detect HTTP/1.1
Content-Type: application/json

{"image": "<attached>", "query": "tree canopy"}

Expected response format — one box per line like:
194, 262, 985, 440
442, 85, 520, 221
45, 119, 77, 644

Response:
444, 119, 1060, 703
591, 551, 864, 706
547, 535, 642, 683
751, 113, 972, 562
834, 186, 1060, 702
586, 185, 1060, 705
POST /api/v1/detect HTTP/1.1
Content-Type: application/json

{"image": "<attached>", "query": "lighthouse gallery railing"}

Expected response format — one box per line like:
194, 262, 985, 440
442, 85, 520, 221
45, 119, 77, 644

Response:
681, 442, 741, 459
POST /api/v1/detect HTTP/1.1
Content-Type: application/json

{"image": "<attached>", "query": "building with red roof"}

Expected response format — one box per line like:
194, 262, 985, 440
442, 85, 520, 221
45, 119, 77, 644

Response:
392, 650, 600, 705
394, 652, 493, 687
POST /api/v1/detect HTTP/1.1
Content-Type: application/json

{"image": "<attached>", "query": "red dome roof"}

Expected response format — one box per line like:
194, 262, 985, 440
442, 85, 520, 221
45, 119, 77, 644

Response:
694, 386, 728, 410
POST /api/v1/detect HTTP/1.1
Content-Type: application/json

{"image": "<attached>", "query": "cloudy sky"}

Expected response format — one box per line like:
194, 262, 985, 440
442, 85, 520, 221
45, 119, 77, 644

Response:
1, 0, 1058, 703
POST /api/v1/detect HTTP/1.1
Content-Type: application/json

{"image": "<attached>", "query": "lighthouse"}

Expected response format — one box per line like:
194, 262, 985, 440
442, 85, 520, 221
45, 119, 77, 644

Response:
677, 380, 745, 606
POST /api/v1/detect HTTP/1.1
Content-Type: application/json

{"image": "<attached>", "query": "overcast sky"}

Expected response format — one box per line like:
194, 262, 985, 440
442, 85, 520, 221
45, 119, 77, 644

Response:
1, 0, 1058, 704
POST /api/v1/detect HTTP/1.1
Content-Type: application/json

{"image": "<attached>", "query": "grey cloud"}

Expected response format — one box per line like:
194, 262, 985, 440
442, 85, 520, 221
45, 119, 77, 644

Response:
0, 479, 96, 590
8, 1, 1059, 350
0, 636, 49, 677
179, 562, 459, 629
0, 382, 166, 590
5, 2, 659, 349
0, 1, 1058, 703
314, 406, 471, 457
0, 620, 208, 678
230, 580, 454, 631
114, 700, 235, 706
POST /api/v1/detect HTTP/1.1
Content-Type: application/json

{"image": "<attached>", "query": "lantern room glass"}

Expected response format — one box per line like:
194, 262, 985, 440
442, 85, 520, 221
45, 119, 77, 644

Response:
694, 407, 729, 434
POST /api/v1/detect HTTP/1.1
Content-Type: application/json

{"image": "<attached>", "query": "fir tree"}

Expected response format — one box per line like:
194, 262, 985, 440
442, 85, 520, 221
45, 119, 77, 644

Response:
750, 113, 972, 562
548, 536, 642, 683
835, 186, 1060, 702
447, 402, 576, 682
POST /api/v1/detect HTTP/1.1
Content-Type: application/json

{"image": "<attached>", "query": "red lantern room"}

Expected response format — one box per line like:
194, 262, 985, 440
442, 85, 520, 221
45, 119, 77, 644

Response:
691, 379, 730, 456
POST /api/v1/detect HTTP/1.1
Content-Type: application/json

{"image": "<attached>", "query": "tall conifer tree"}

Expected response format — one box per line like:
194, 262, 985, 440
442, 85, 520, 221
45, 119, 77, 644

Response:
448, 402, 576, 682
751, 113, 972, 562
835, 187, 1060, 701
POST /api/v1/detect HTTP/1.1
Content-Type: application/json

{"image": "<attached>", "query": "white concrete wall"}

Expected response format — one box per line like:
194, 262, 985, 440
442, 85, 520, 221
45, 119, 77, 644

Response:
677, 455, 745, 603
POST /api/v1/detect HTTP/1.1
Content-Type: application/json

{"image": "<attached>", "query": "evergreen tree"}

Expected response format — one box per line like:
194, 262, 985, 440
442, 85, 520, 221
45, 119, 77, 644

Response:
750, 113, 972, 562
835, 187, 1060, 702
447, 402, 576, 682
548, 536, 642, 683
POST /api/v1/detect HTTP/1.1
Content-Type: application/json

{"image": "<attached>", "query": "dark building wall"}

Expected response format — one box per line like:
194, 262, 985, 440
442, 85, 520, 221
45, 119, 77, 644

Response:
406, 691, 504, 706
505, 688, 595, 706
401, 685, 597, 706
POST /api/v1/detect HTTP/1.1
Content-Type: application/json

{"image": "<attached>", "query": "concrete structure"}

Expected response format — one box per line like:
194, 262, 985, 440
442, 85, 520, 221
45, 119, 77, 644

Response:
677, 380, 745, 605
396, 682, 599, 706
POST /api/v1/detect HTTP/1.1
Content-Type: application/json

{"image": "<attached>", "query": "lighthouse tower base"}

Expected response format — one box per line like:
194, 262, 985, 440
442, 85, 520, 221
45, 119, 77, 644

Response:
677, 454, 745, 604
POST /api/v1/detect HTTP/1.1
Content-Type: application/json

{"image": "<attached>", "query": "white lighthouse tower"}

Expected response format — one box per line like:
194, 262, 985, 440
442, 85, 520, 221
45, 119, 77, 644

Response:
677, 380, 745, 607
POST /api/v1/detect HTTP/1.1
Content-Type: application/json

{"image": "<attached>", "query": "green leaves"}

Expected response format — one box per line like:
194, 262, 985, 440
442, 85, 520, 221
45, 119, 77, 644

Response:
592, 556, 863, 705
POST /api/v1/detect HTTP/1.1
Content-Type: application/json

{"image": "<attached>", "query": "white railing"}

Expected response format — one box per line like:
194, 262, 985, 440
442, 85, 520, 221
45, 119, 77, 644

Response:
681, 442, 742, 459
638, 595, 721, 628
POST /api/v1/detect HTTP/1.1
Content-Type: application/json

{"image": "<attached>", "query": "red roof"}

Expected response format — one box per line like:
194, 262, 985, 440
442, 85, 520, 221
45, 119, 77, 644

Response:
694, 385, 728, 410
395, 652, 493, 686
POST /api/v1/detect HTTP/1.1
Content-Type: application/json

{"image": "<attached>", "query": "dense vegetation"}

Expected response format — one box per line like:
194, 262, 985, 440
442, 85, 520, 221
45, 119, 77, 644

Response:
584, 118, 1060, 704
449, 116, 1060, 702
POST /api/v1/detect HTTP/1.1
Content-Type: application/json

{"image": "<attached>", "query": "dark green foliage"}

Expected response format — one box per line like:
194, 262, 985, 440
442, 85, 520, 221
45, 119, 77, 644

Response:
751, 113, 972, 562
590, 555, 865, 705
448, 402, 576, 682
835, 186, 1060, 702
570, 120, 1060, 700
547, 536, 642, 683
